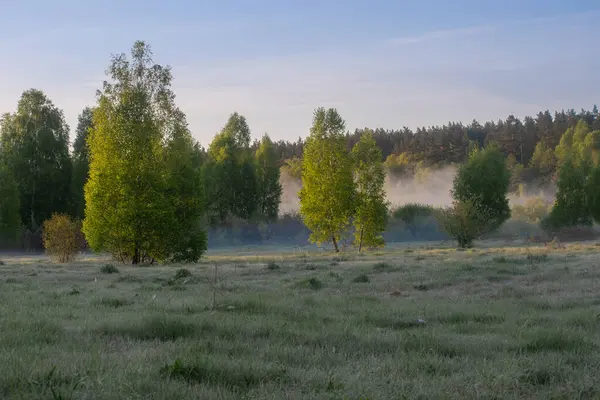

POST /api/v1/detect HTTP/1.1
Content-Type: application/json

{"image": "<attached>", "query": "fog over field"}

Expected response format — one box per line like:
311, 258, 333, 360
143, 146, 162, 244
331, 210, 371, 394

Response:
278, 166, 559, 216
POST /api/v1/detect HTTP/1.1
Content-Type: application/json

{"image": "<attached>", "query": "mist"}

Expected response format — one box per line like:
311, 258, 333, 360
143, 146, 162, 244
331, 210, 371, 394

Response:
278, 169, 301, 215
278, 165, 559, 215
384, 167, 456, 209
278, 166, 458, 215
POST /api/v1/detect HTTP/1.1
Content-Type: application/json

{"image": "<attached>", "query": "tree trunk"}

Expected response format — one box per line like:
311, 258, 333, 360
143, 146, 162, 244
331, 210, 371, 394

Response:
332, 236, 340, 253
132, 244, 140, 265
358, 226, 364, 253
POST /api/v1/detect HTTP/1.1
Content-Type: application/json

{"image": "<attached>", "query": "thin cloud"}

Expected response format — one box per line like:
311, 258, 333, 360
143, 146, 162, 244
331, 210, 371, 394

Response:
0, 6, 598, 145
385, 24, 496, 46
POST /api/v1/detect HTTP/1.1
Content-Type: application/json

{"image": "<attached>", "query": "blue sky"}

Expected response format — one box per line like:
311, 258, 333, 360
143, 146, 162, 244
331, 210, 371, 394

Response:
1, 1, 599, 145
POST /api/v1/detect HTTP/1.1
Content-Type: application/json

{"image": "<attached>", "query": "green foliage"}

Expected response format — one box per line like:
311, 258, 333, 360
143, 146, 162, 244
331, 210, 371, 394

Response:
174, 268, 192, 279
100, 264, 119, 274
83, 41, 206, 264
234, 157, 259, 220
204, 113, 258, 224
299, 108, 355, 252
452, 145, 511, 233
164, 125, 207, 263
582, 130, 600, 165
439, 144, 511, 248
546, 157, 592, 230
529, 141, 556, 183
437, 198, 493, 248
393, 203, 435, 237
70, 107, 94, 220
255, 134, 282, 221
0, 89, 72, 231
588, 163, 600, 224
554, 125, 575, 167
42, 214, 81, 263
505, 154, 525, 192
511, 197, 553, 224
296, 277, 323, 290
352, 129, 388, 251
0, 164, 21, 247
384, 152, 416, 177
352, 274, 370, 283
554, 121, 600, 170
281, 157, 302, 180
219, 111, 251, 149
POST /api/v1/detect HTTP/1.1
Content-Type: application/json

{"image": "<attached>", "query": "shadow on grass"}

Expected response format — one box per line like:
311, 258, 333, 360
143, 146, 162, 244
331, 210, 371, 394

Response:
365, 315, 425, 330
435, 312, 505, 325
93, 297, 132, 309
161, 358, 290, 393
0, 320, 66, 346
295, 278, 324, 290
96, 316, 197, 342
520, 329, 596, 354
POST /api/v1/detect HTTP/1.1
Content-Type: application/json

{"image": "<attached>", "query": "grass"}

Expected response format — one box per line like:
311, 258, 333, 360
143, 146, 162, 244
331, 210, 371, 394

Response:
352, 273, 370, 283
0, 240, 600, 398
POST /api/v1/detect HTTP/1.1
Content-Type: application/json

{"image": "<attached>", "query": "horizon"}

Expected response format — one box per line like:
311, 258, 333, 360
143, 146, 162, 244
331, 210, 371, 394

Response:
1, 1, 599, 146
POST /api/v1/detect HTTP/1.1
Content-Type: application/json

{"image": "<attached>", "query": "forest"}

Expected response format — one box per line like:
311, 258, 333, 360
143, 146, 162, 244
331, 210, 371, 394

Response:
0, 40, 599, 257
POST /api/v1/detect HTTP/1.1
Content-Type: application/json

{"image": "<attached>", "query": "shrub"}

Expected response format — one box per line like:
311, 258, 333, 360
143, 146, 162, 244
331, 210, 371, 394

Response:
511, 197, 553, 224
100, 264, 119, 274
393, 203, 435, 237
452, 146, 511, 232
175, 268, 192, 279
546, 158, 592, 229
373, 262, 392, 272
352, 274, 370, 283
296, 277, 323, 290
438, 198, 494, 248
266, 261, 280, 270
441, 145, 511, 248
42, 214, 81, 262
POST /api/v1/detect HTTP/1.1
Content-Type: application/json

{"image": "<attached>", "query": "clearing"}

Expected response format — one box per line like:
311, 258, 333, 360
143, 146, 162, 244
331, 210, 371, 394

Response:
1, 241, 600, 399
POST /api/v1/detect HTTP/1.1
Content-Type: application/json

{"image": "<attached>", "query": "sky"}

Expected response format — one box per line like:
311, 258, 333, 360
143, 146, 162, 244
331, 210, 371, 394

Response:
1, 0, 599, 146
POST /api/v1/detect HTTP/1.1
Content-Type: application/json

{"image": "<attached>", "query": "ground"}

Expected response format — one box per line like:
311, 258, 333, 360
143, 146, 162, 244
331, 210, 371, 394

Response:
1, 240, 600, 399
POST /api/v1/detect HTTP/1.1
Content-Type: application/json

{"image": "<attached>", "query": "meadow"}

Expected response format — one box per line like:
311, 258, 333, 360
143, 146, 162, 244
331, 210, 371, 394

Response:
1, 240, 600, 399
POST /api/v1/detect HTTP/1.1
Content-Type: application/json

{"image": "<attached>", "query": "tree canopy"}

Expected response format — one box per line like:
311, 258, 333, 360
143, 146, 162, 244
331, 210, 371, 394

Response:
352, 129, 388, 251
0, 89, 72, 232
299, 108, 355, 252
83, 41, 206, 264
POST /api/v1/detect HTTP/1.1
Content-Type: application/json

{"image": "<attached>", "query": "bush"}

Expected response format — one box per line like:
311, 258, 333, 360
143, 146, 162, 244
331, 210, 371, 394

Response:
174, 268, 192, 279
393, 203, 435, 237
452, 146, 511, 233
352, 274, 370, 283
100, 264, 119, 274
547, 158, 592, 229
266, 261, 280, 270
442, 145, 511, 248
438, 198, 493, 248
296, 277, 323, 290
373, 262, 392, 272
42, 214, 81, 262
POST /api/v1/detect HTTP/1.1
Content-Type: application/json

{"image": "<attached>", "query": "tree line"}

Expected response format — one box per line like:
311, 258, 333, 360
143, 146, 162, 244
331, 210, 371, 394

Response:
0, 40, 598, 259
0, 41, 285, 261
275, 107, 600, 190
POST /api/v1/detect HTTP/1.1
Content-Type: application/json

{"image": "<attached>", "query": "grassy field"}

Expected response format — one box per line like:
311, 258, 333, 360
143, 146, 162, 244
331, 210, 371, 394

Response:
1, 240, 600, 399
